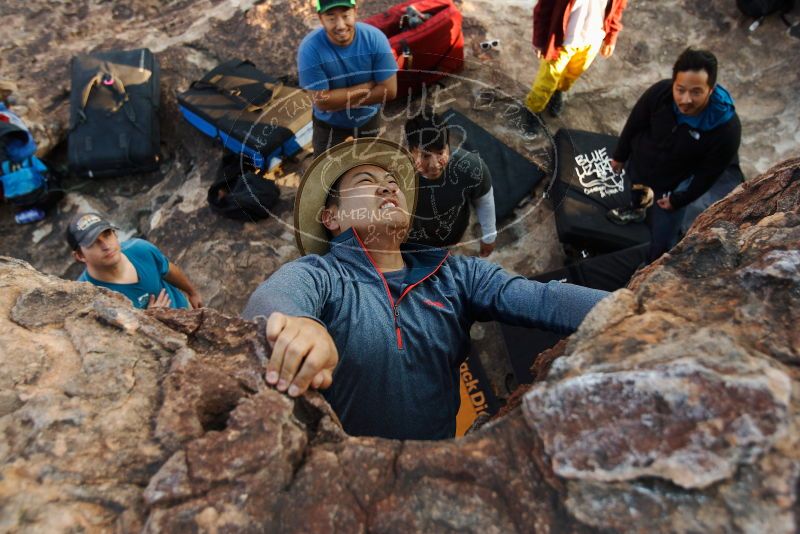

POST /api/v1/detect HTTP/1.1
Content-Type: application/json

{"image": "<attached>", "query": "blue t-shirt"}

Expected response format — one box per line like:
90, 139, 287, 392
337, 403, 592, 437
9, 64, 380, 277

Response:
78, 238, 189, 310
297, 22, 397, 128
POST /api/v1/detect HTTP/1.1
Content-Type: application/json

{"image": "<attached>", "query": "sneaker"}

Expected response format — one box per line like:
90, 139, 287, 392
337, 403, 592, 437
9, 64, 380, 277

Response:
607, 206, 646, 225
547, 90, 564, 117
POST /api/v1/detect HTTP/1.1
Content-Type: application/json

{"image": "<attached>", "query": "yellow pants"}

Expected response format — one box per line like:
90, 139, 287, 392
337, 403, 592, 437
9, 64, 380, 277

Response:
525, 43, 600, 113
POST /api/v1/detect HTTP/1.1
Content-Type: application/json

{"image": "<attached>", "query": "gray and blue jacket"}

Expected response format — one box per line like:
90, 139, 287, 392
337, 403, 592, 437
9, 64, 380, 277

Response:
243, 229, 607, 440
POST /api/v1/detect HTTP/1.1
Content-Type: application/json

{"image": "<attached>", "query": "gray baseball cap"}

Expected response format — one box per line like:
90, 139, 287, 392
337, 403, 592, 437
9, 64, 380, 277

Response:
66, 213, 116, 250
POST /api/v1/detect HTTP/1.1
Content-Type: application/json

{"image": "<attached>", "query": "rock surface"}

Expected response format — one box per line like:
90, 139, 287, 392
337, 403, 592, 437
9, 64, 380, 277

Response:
1, 158, 798, 532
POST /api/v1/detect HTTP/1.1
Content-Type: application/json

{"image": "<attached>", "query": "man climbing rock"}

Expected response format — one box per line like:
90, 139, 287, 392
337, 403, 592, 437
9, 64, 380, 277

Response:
243, 138, 607, 440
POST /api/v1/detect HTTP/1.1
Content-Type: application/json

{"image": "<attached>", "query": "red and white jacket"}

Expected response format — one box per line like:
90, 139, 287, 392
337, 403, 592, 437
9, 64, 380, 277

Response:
532, 0, 627, 61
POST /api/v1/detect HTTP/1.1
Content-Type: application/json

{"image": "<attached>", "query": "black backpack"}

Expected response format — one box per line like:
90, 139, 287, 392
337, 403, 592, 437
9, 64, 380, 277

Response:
68, 48, 160, 178
208, 155, 280, 221
178, 59, 312, 171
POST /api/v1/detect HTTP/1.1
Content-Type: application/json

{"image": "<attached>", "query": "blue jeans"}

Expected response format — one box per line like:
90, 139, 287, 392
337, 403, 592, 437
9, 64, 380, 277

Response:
636, 165, 743, 262
679, 165, 743, 235
647, 198, 685, 262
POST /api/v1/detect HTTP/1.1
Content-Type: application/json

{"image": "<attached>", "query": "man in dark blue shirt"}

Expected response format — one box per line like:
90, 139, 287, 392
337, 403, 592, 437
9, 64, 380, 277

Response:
67, 213, 203, 310
243, 138, 607, 440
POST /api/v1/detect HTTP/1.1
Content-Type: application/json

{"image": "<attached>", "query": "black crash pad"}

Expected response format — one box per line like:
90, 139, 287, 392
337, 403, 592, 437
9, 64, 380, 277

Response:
442, 109, 546, 221
549, 128, 650, 253
501, 243, 649, 384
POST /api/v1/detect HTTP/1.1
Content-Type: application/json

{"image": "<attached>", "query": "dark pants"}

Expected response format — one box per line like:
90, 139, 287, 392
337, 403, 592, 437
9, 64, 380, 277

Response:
679, 164, 743, 235
311, 113, 383, 156
646, 197, 684, 262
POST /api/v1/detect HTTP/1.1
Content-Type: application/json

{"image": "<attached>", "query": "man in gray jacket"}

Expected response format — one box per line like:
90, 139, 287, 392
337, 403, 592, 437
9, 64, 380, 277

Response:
243, 138, 607, 440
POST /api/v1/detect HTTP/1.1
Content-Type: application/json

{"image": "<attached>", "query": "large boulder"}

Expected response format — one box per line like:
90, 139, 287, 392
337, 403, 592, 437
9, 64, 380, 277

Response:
1, 158, 798, 532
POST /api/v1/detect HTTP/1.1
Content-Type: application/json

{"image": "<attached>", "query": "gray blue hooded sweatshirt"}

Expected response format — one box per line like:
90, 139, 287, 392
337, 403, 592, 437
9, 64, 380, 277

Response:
243, 228, 607, 440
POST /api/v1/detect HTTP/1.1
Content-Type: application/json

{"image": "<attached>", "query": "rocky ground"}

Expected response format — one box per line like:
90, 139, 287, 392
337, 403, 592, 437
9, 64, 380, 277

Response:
0, 1, 798, 410
1, 157, 798, 532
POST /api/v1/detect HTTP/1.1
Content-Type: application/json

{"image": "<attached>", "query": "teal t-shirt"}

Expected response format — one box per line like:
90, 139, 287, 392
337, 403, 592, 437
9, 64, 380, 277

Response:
78, 238, 189, 309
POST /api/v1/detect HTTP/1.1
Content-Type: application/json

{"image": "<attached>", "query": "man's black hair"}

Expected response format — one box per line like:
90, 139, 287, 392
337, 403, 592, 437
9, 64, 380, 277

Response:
405, 108, 449, 151
672, 48, 718, 88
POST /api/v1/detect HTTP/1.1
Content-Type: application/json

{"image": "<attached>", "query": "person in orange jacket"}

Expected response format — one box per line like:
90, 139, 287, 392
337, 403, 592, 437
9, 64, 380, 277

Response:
524, 0, 627, 127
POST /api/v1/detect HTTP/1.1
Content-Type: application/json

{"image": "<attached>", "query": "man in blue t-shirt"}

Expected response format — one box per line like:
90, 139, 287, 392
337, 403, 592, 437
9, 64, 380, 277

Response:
297, 0, 398, 155
67, 213, 203, 310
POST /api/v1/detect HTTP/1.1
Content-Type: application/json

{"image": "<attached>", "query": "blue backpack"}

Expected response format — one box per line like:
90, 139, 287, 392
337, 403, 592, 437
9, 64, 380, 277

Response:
0, 156, 48, 206
0, 103, 37, 162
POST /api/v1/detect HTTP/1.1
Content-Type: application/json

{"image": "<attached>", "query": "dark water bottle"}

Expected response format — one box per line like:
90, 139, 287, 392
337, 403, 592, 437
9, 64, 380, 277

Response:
14, 208, 45, 225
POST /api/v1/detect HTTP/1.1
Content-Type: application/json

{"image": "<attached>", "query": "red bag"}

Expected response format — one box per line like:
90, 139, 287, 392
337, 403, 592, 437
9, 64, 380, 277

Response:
365, 0, 464, 97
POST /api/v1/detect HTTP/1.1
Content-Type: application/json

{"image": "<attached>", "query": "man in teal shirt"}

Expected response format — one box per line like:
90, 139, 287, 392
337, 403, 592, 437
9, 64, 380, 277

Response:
67, 213, 202, 310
